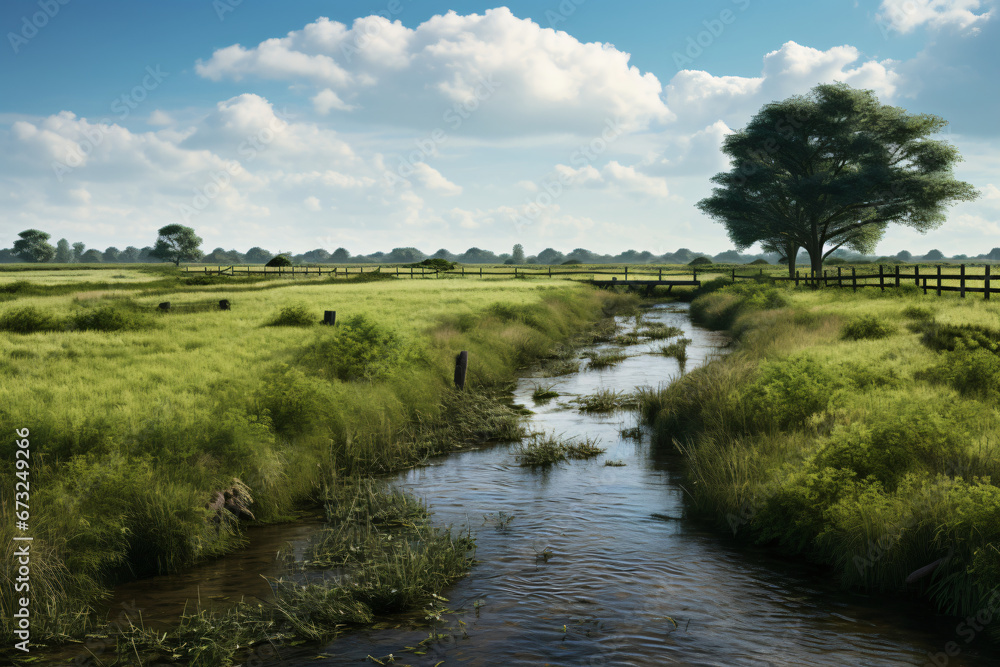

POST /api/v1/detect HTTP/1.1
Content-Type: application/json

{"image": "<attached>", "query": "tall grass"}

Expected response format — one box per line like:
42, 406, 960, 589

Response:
0, 275, 638, 650
639, 283, 1000, 624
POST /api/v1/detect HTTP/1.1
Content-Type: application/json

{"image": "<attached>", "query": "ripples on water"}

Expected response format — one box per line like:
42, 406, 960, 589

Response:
107, 304, 1000, 666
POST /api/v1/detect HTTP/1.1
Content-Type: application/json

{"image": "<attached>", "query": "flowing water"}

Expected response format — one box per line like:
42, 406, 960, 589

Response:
91, 303, 1000, 666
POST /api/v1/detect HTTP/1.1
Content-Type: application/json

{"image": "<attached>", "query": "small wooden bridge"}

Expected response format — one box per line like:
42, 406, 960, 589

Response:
590, 277, 701, 293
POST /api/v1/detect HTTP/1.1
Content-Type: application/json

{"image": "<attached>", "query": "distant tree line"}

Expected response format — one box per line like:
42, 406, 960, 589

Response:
2, 229, 997, 266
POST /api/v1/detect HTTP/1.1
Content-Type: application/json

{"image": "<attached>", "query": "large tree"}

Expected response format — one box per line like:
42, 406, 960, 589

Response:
13, 229, 56, 263
697, 82, 979, 277
150, 224, 203, 266
54, 238, 73, 263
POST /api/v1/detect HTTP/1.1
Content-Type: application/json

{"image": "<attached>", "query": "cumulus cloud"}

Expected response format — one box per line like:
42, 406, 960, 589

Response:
195, 8, 671, 135
666, 41, 900, 132
877, 0, 993, 33
0, 96, 472, 249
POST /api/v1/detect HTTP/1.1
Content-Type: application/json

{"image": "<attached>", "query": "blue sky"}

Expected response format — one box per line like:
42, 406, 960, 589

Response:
1, 0, 998, 256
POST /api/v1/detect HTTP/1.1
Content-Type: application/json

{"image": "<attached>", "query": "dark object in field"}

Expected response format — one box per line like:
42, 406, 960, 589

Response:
905, 557, 947, 584
323, 310, 336, 326
158, 302, 170, 311
219, 299, 231, 310
205, 479, 256, 526
265, 254, 292, 267
454, 350, 469, 390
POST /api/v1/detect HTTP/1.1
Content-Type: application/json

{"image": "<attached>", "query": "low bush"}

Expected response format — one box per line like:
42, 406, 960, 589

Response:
298, 314, 406, 382
745, 355, 843, 430
0, 305, 63, 333
72, 302, 152, 332
841, 315, 897, 340
918, 348, 1000, 401
266, 303, 316, 327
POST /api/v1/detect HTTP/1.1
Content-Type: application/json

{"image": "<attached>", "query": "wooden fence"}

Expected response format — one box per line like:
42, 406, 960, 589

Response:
732, 264, 997, 300
185, 265, 704, 281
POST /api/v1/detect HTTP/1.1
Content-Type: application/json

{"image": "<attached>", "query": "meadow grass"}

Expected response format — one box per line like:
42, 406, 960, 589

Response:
0, 269, 637, 651
639, 280, 1000, 630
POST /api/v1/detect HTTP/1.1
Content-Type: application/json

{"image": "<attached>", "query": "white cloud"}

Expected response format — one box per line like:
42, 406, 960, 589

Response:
877, 0, 992, 33
601, 161, 670, 198
303, 196, 321, 211
409, 162, 462, 196
148, 110, 174, 126
666, 41, 901, 132
195, 8, 672, 135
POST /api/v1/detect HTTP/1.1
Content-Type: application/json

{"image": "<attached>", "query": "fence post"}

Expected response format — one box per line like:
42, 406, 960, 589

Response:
732, 268, 736, 281
986, 265, 992, 301
659, 268, 662, 281
852, 267, 857, 292
693, 268, 698, 282
837, 267, 842, 288
960, 264, 966, 298
937, 265, 942, 297
795, 271, 799, 287
410, 267, 414, 278
323, 311, 336, 326
923, 278, 927, 295
895, 265, 900, 288
914, 265, 919, 287
879, 265, 885, 291
454, 351, 469, 390
625, 266, 629, 281
480, 266, 483, 277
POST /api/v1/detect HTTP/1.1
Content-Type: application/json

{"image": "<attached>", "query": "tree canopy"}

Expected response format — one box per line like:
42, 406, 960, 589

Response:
13, 229, 56, 263
697, 82, 979, 276
150, 224, 203, 266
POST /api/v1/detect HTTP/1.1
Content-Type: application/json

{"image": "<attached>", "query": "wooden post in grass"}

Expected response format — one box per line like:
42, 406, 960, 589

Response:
693, 268, 698, 282
914, 265, 919, 287
960, 264, 966, 298
795, 271, 799, 287
732, 268, 736, 281
923, 278, 928, 295
895, 265, 900, 288
985, 265, 991, 301
549, 266, 552, 278
625, 266, 629, 280
454, 351, 468, 390
937, 265, 942, 296
837, 267, 842, 288
879, 265, 885, 291
323, 311, 336, 326
659, 268, 663, 281
852, 267, 857, 292
480, 266, 483, 277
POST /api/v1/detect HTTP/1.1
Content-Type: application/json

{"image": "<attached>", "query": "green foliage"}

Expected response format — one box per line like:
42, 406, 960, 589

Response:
698, 82, 980, 276
901, 305, 935, 321
814, 403, 968, 490
919, 348, 1000, 401
842, 315, 897, 340
689, 256, 713, 266
151, 224, 203, 266
0, 305, 63, 333
72, 301, 153, 332
266, 303, 316, 327
515, 433, 605, 466
265, 254, 292, 267
746, 355, 842, 430
298, 314, 405, 382
917, 322, 1000, 353
749, 258, 770, 265
417, 258, 455, 271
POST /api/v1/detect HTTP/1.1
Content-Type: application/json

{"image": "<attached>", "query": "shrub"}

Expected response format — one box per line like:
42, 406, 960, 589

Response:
417, 258, 455, 271
689, 256, 713, 266
72, 302, 152, 332
266, 304, 315, 327
918, 348, 1000, 400
901, 305, 935, 321
917, 322, 1000, 354
299, 314, 405, 382
561, 259, 583, 265
842, 315, 897, 340
814, 403, 969, 490
745, 355, 842, 430
265, 255, 292, 267
0, 305, 63, 333
749, 258, 770, 265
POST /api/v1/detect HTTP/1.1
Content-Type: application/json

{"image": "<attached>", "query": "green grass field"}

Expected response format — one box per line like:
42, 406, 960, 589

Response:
640, 277, 1000, 633
0, 265, 637, 653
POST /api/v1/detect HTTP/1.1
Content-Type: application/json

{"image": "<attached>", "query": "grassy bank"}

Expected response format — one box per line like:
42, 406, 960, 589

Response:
641, 278, 1000, 630
0, 268, 637, 655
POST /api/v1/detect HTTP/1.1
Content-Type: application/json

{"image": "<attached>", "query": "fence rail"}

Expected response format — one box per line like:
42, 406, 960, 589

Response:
732, 264, 996, 300
184, 265, 704, 280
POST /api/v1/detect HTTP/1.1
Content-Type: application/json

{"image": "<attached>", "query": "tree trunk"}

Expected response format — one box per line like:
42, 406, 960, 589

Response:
785, 242, 798, 279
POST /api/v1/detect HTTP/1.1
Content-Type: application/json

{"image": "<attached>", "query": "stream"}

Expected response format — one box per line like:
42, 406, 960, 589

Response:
97, 303, 1000, 666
